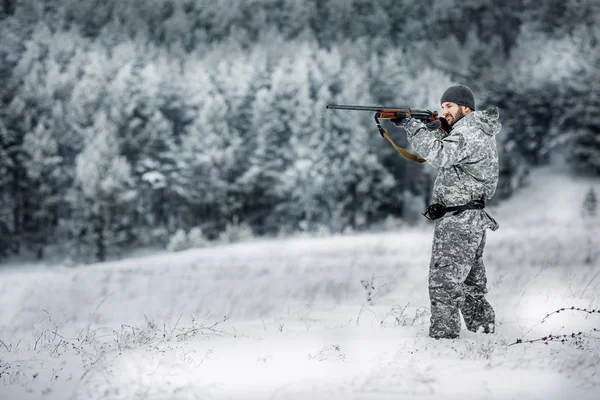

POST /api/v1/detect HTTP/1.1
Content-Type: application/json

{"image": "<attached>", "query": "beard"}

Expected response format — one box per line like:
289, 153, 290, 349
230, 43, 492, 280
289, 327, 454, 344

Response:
448, 107, 465, 126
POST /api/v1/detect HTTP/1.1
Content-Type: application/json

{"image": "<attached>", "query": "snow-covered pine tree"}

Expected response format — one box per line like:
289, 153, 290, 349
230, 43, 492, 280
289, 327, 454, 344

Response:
366, 49, 409, 107
112, 55, 163, 164
132, 109, 177, 227
228, 56, 268, 191
71, 111, 137, 262
208, 49, 255, 191
489, 24, 580, 166
21, 118, 64, 258
269, 43, 323, 233
522, 0, 600, 38
173, 65, 240, 237
561, 25, 600, 175
0, 3, 30, 90
312, 58, 397, 233
582, 187, 598, 218
0, 118, 15, 258
104, 51, 186, 243
238, 54, 301, 234
0, 23, 59, 256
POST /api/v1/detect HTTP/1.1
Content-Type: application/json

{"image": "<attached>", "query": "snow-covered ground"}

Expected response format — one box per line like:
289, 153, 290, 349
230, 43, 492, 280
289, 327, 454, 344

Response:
1, 166, 599, 400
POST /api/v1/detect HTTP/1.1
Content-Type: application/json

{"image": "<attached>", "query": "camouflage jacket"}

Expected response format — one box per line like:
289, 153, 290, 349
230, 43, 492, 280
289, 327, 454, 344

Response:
403, 108, 501, 231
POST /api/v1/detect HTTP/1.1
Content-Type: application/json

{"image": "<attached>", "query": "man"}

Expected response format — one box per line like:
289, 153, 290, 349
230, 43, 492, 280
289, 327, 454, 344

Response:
391, 84, 500, 339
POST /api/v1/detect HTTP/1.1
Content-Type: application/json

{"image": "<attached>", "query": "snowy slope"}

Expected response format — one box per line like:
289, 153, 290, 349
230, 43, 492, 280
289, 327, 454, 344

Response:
1, 166, 599, 400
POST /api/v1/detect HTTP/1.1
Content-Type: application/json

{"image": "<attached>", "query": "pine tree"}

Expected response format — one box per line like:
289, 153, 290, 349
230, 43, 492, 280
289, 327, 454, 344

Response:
132, 109, 177, 229
71, 111, 137, 262
488, 24, 577, 165
493, 133, 530, 202
238, 54, 302, 234
62, 0, 116, 38
0, 5, 30, 90
21, 118, 65, 258
0, 118, 15, 258
582, 188, 598, 217
173, 67, 240, 237
0, 23, 58, 256
102, 51, 185, 241
366, 49, 410, 106
271, 44, 324, 233
522, 0, 600, 38
561, 25, 600, 175
1, 0, 17, 17
312, 58, 397, 232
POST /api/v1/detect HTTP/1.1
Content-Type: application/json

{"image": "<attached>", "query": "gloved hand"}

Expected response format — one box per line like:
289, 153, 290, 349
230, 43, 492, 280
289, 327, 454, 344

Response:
425, 119, 442, 131
390, 113, 411, 127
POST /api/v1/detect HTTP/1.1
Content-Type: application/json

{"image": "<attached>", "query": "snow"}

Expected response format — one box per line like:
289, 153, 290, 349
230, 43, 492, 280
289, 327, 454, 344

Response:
1, 166, 599, 400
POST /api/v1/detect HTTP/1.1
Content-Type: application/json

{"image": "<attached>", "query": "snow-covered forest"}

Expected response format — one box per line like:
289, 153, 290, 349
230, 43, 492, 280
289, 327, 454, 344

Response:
1, 0, 599, 263
2, 2, 600, 399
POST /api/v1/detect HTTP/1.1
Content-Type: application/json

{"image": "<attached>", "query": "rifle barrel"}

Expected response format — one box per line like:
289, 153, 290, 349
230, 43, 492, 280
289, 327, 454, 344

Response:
326, 104, 410, 111
326, 104, 438, 119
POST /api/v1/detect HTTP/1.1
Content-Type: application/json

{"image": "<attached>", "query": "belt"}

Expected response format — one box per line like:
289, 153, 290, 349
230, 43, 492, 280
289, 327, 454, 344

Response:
423, 199, 485, 220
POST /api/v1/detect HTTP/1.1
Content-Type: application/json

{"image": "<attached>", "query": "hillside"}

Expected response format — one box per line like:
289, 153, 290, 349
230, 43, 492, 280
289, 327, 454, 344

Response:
0, 166, 599, 400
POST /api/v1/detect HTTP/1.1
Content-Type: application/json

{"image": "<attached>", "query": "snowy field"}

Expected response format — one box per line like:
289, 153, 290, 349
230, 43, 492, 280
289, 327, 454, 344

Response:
1, 166, 599, 400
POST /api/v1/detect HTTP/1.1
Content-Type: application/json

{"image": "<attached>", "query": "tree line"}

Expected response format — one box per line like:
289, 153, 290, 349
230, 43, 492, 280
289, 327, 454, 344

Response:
0, 0, 599, 263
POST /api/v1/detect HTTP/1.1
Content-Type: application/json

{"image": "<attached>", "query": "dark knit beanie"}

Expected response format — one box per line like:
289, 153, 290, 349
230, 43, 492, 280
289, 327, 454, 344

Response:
440, 84, 476, 110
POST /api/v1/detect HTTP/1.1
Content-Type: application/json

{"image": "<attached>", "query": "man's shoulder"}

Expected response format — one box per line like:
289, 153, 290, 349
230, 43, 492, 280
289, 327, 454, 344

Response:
448, 122, 479, 139
456, 108, 501, 138
451, 114, 490, 138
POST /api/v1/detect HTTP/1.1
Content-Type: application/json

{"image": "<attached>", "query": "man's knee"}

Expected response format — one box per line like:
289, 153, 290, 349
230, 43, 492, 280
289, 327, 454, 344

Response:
429, 276, 462, 304
430, 258, 471, 286
462, 281, 487, 298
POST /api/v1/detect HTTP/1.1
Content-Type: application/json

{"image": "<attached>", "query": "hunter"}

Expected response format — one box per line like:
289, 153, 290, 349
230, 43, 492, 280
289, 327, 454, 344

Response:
392, 84, 500, 339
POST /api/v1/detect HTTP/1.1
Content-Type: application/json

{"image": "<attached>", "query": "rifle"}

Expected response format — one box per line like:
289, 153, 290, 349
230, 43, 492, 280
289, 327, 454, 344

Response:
326, 104, 450, 163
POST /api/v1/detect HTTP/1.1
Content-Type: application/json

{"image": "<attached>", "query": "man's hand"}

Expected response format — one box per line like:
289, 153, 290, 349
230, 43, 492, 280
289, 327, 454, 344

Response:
425, 119, 442, 131
390, 113, 411, 127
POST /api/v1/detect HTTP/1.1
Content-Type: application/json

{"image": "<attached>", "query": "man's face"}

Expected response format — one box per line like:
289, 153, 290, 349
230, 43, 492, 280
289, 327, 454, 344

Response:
441, 102, 469, 126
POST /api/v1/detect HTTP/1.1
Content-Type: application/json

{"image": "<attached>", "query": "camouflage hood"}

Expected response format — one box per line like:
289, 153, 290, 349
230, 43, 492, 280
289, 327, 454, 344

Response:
452, 107, 501, 137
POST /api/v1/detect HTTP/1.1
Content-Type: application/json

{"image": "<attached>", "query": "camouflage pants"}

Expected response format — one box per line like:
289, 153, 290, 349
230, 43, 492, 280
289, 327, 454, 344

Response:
428, 218, 495, 339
